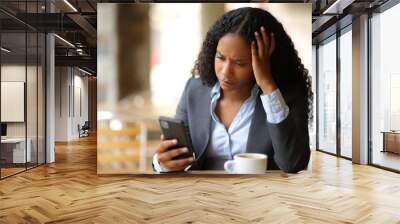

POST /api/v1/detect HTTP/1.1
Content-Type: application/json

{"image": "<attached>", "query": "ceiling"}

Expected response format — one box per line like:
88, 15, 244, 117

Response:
0, 0, 394, 74
312, 0, 390, 43
0, 0, 98, 74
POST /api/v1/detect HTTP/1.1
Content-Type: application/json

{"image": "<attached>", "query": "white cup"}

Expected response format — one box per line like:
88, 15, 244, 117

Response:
224, 153, 268, 174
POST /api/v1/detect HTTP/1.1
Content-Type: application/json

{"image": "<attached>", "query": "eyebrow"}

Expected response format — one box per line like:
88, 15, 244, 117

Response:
216, 50, 248, 62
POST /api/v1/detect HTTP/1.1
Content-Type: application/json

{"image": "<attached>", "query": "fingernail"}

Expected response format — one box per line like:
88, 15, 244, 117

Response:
254, 31, 258, 36
261, 26, 265, 31
173, 139, 178, 144
182, 148, 188, 152
188, 157, 194, 161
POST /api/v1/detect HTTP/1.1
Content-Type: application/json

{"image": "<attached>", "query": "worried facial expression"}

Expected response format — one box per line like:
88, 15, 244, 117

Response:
214, 33, 255, 91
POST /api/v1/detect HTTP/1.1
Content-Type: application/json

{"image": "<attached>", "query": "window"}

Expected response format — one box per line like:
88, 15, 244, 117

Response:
0, 1, 46, 179
370, 2, 400, 171
317, 36, 337, 154
339, 28, 352, 158
310, 45, 317, 150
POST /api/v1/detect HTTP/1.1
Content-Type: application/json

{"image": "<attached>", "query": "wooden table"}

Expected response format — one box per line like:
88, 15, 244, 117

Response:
381, 131, 400, 154
99, 170, 284, 176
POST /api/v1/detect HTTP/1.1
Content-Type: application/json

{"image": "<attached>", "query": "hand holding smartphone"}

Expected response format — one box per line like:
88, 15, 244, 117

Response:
155, 116, 195, 171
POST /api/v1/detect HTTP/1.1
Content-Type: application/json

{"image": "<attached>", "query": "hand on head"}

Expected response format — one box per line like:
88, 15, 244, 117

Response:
251, 26, 278, 94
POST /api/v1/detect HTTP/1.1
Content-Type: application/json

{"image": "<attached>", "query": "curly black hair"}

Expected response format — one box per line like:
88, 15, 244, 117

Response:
191, 7, 313, 123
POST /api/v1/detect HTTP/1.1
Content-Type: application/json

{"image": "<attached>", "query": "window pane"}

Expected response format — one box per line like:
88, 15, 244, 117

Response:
26, 0, 40, 169
38, 32, 45, 165
27, 31, 38, 169
371, 3, 400, 171
318, 37, 337, 154
310, 45, 317, 150
340, 29, 352, 158
1, 31, 28, 178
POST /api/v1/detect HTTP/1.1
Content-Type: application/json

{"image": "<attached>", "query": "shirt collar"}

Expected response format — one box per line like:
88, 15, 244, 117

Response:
211, 81, 260, 100
209, 81, 260, 130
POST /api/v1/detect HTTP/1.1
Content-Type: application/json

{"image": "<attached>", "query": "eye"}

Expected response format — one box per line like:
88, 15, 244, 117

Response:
215, 56, 225, 61
236, 62, 246, 67
215, 54, 224, 60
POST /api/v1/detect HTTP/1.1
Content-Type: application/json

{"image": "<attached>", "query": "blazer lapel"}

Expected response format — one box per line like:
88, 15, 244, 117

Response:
190, 83, 212, 168
245, 93, 270, 154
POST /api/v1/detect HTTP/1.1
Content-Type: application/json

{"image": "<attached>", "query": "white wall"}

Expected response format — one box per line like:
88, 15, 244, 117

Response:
72, 73, 89, 138
1, 63, 46, 164
55, 67, 69, 141
1, 65, 30, 138
55, 67, 89, 141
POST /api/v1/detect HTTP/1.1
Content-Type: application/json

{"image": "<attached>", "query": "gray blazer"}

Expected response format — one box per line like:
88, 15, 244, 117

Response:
171, 77, 310, 173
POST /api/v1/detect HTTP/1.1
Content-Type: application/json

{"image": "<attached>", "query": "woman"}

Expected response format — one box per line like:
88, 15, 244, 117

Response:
153, 7, 313, 173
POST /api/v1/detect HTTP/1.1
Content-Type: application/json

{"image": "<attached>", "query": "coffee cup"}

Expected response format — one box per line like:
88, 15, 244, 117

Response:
224, 153, 267, 174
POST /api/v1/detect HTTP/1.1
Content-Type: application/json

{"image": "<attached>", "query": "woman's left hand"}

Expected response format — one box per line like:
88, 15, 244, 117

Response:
251, 26, 277, 94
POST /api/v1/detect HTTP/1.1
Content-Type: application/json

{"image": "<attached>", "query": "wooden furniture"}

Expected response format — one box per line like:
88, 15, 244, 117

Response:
381, 131, 400, 154
97, 122, 147, 174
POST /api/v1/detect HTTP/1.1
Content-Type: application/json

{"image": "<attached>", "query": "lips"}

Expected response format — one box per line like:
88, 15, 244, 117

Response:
221, 80, 234, 87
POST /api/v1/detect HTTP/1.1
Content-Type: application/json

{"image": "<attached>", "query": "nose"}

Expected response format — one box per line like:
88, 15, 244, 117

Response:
220, 61, 233, 79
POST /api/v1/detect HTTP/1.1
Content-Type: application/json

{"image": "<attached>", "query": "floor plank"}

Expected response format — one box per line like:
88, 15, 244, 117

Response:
0, 135, 400, 223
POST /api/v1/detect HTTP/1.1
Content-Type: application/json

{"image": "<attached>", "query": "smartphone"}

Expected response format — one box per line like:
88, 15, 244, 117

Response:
158, 116, 194, 160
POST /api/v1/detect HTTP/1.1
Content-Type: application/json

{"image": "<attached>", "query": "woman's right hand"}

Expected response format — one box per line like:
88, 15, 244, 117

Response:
155, 134, 194, 171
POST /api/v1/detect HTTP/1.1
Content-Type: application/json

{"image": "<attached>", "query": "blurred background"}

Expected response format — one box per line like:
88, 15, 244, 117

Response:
97, 3, 312, 174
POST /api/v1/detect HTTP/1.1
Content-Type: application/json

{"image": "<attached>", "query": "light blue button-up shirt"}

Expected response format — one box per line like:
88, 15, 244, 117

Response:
203, 82, 289, 168
153, 82, 289, 172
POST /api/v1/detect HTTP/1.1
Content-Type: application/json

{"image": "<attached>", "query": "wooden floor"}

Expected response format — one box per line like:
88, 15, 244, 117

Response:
1, 135, 400, 223
0, 167, 26, 178
372, 150, 400, 171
